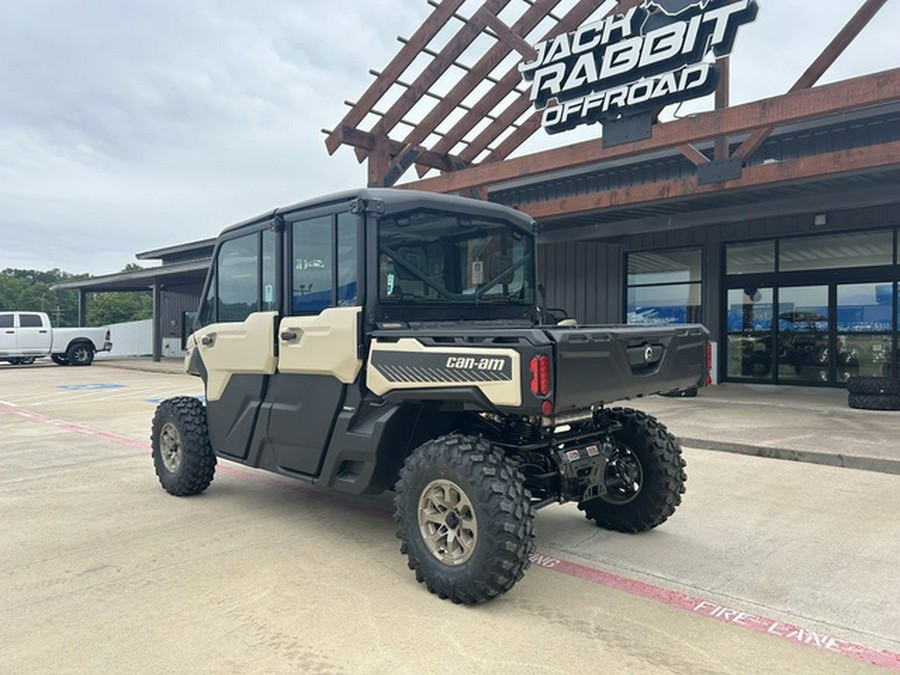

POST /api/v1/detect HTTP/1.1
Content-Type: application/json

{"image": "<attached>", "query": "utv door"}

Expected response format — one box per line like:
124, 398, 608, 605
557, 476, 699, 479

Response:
192, 227, 280, 460
258, 210, 362, 476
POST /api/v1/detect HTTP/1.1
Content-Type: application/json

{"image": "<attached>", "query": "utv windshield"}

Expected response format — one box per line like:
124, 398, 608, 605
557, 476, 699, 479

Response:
378, 209, 534, 305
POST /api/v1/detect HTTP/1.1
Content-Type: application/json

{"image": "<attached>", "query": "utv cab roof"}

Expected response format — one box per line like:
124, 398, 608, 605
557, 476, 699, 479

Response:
219, 188, 537, 238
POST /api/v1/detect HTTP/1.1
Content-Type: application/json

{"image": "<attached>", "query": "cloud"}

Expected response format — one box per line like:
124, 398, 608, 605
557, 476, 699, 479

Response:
0, 0, 897, 274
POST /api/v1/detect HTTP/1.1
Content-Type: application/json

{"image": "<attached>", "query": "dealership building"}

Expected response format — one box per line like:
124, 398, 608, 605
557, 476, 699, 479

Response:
56, 0, 900, 387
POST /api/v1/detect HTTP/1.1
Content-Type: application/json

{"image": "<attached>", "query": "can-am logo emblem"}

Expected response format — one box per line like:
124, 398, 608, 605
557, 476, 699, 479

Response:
519, 0, 758, 134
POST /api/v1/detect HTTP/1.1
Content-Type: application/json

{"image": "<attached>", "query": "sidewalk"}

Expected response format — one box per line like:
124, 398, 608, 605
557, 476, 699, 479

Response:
637, 383, 900, 475
95, 357, 899, 475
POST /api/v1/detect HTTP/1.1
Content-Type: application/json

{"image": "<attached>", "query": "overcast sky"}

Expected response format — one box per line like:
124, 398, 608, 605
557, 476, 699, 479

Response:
1, 0, 897, 276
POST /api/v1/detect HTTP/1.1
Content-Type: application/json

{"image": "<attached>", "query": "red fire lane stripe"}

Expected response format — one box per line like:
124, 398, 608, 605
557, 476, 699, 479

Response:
3, 400, 899, 670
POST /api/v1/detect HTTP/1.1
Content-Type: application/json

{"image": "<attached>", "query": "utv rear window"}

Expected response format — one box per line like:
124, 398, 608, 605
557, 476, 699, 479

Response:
378, 210, 534, 305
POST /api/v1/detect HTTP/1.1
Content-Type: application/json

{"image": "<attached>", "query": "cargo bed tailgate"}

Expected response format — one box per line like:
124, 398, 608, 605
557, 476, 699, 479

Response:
545, 324, 709, 412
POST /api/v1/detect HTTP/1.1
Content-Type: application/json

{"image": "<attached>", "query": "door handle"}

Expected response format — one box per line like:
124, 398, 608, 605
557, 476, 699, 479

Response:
280, 330, 299, 342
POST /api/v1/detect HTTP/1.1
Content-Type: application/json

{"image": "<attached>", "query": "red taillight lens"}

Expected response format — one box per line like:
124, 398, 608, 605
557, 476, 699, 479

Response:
538, 354, 550, 395
530, 355, 551, 396
705, 341, 712, 386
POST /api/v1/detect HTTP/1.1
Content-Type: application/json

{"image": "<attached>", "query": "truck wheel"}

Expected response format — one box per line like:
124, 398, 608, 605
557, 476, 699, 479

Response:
151, 397, 216, 496
394, 434, 535, 604
66, 343, 94, 366
51, 354, 69, 366
579, 408, 686, 533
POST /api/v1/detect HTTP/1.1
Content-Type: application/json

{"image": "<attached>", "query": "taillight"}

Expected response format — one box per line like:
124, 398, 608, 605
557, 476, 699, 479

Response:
529, 355, 550, 396
705, 341, 712, 386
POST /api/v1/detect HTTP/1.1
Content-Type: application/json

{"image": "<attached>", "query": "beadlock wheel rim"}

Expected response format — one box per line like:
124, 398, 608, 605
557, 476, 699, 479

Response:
159, 421, 182, 473
417, 479, 478, 566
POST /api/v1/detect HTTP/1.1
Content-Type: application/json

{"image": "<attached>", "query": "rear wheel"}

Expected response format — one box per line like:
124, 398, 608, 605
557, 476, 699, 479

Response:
66, 342, 94, 366
394, 434, 535, 604
151, 397, 216, 496
579, 408, 686, 533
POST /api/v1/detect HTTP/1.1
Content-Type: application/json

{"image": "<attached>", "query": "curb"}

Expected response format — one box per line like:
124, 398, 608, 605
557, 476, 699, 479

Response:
681, 437, 900, 476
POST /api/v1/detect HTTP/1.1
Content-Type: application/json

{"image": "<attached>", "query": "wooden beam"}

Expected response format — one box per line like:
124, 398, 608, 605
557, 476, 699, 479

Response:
403, 68, 900, 194
479, 8, 537, 60
735, 0, 889, 162
418, 0, 606, 175
678, 144, 711, 167
327, 125, 460, 173
517, 140, 900, 220
324, 0, 466, 155
714, 56, 730, 161
397, 0, 562, 178
368, 0, 514, 142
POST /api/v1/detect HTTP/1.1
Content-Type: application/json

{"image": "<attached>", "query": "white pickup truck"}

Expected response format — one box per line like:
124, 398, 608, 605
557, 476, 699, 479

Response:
0, 311, 112, 366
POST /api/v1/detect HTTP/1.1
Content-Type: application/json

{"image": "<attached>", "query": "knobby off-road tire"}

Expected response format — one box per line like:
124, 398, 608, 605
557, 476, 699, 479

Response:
579, 408, 686, 533
848, 393, 900, 411
151, 396, 216, 496
394, 434, 535, 604
846, 376, 900, 396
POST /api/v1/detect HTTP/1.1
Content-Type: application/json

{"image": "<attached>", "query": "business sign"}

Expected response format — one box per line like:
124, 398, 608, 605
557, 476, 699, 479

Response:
519, 0, 758, 134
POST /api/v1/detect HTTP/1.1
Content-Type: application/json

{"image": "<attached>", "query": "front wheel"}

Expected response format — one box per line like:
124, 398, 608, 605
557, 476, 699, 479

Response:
151, 397, 216, 496
579, 408, 686, 533
394, 434, 535, 604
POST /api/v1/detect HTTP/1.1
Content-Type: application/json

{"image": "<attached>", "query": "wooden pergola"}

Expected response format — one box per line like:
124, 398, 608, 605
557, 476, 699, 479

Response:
325, 0, 897, 216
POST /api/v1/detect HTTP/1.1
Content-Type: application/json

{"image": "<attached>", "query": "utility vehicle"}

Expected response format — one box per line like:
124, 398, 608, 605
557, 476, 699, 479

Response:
151, 189, 709, 603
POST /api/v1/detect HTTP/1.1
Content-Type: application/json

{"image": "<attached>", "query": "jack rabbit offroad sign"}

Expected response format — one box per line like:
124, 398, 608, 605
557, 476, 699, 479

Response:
519, 0, 758, 134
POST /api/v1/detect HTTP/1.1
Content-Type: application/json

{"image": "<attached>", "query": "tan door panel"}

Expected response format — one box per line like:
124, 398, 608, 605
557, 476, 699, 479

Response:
277, 307, 362, 384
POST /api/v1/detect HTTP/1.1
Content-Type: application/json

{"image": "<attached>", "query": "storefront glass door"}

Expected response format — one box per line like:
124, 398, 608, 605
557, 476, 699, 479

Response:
777, 286, 830, 383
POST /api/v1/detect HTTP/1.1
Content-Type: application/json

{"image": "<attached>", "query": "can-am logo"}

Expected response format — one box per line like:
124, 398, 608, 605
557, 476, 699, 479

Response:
519, 0, 758, 134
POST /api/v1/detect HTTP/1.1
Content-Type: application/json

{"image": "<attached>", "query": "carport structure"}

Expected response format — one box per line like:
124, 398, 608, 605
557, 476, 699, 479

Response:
50, 240, 213, 361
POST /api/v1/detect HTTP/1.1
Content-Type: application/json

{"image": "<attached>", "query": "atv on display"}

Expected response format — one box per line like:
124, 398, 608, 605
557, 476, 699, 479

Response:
152, 189, 708, 604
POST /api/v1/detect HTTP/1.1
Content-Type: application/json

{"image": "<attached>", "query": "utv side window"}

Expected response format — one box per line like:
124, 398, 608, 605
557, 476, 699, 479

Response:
217, 234, 259, 322
337, 212, 359, 306
292, 216, 333, 314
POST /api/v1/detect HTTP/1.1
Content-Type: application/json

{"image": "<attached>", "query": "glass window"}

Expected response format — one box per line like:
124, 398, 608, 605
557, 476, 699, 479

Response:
726, 287, 774, 332
627, 284, 701, 324
292, 215, 333, 314
217, 234, 260, 323
726, 241, 775, 275
725, 288, 774, 381
837, 283, 893, 333
777, 286, 830, 383
262, 229, 278, 312
19, 314, 43, 328
199, 269, 217, 327
626, 247, 702, 325
628, 248, 701, 285
378, 210, 534, 305
835, 334, 894, 381
779, 230, 893, 272
0, 314, 13, 328
337, 212, 359, 306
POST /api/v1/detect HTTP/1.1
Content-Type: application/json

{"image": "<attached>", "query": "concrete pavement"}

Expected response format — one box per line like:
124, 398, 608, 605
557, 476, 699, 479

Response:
2, 362, 899, 672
